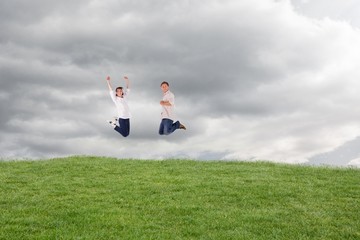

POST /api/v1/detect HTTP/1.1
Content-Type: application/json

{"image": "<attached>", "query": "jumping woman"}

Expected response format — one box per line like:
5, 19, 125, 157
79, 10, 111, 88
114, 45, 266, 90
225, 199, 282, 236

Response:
106, 76, 131, 137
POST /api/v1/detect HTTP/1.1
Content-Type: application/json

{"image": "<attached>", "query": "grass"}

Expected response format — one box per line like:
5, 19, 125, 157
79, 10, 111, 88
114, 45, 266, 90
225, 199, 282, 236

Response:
0, 156, 359, 239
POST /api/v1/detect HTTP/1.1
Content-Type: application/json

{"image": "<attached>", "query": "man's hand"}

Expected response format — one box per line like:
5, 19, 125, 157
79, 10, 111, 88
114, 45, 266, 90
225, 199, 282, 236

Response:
160, 100, 171, 106
124, 76, 128, 80
106, 76, 111, 81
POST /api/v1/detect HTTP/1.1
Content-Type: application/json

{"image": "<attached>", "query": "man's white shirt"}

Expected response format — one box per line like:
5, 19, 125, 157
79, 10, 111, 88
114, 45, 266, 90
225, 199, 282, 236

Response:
161, 90, 176, 120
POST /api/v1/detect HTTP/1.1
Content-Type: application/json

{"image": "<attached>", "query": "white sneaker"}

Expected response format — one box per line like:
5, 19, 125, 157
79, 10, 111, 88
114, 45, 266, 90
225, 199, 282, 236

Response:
107, 120, 116, 128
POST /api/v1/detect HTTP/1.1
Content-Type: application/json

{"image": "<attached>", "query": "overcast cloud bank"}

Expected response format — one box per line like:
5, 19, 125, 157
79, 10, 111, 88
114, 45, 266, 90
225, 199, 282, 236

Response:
1, 0, 360, 166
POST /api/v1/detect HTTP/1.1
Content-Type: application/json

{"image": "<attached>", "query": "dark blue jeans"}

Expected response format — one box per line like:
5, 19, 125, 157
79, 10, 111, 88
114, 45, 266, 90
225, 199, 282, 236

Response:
114, 118, 130, 137
159, 118, 180, 135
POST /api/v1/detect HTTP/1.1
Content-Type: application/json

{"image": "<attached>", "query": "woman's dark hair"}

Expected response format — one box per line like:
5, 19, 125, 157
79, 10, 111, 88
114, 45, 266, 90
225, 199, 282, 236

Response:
160, 81, 169, 87
115, 87, 123, 97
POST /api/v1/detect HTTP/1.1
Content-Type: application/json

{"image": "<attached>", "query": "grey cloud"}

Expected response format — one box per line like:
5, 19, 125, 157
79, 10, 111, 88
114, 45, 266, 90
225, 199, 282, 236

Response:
2, 0, 360, 164
0, 0, 90, 24
309, 136, 360, 167
291, 0, 360, 28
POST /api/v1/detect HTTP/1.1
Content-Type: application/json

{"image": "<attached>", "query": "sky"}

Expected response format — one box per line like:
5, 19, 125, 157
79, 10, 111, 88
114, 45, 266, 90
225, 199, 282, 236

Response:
1, 0, 360, 167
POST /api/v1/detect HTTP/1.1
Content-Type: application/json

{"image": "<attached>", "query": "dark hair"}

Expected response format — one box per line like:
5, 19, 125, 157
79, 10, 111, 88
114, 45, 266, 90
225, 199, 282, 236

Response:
160, 81, 169, 87
115, 87, 123, 97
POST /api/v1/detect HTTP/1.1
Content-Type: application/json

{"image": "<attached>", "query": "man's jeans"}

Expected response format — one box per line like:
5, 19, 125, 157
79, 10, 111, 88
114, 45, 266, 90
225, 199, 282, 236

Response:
114, 118, 130, 137
159, 118, 180, 135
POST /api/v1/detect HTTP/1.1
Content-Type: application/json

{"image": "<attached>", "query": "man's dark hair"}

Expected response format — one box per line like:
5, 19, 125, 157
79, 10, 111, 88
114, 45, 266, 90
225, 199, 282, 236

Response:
160, 81, 169, 87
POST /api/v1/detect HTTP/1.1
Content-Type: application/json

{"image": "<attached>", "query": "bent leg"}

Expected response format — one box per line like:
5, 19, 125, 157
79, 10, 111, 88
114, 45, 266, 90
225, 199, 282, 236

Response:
160, 119, 180, 135
123, 119, 130, 137
169, 120, 180, 133
159, 120, 165, 135
114, 118, 130, 137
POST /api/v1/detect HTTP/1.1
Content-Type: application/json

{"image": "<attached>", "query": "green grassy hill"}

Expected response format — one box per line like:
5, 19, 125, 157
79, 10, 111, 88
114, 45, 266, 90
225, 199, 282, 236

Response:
1, 156, 359, 239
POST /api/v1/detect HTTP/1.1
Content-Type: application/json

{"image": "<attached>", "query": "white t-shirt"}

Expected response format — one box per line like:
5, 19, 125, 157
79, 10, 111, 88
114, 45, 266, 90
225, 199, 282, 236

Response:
109, 89, 131, 119
161, 90, 176, 120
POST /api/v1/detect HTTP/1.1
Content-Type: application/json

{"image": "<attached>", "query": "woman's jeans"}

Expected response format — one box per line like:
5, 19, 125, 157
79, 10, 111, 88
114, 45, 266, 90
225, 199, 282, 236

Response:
114, 118, 130, 137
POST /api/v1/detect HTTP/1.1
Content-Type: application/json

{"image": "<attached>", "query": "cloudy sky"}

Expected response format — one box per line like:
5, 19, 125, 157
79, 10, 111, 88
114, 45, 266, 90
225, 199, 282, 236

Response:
1, 0, 360, 166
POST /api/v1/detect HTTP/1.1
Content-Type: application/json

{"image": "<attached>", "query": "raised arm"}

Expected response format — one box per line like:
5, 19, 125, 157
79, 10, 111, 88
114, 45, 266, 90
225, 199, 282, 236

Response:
106, 76, 113, 91
124, 76, 130, 89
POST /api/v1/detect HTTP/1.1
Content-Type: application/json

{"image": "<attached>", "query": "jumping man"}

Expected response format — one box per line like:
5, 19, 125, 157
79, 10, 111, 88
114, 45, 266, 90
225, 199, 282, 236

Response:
159, 81, 186, 135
